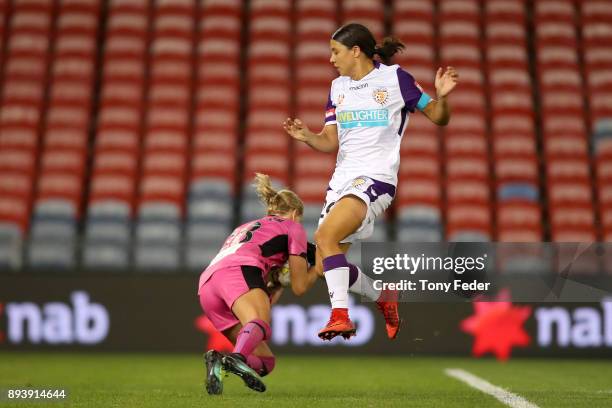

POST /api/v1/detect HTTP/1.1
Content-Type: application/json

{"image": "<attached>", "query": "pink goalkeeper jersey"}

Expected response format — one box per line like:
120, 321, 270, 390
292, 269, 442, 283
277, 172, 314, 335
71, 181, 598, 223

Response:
198, 216, 308, 293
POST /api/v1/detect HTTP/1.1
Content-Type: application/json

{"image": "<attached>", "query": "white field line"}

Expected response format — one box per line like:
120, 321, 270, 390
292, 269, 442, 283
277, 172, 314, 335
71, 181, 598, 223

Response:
445, 368, 540, 408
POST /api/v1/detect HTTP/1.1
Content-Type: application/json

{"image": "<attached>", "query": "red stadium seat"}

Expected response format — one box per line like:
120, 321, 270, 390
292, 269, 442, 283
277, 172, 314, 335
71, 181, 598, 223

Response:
541, 113, 587, 138
446, 180, 490, 206
36, 173, 82, 213
546, 159, 591, 183
600, 204, 612, 231
497, 202, 542, 228
551, 228, 597, 243
294, 150, 336, 178
93, 150, 138, 178
293, 176, 329, 204
439, 0, 480, 20
485, 0, 526, 21
547, 182, 593, 207
138, 175, 185, 208
598, 184, 612, 207
343, 6, 384, 38
248, 39, 290, 65
486, 21, 526, 42
439, 18, 480, 42
493, 134, 536, 157
445, 111, 486, 134
445, 134, 487, 157
200, 0, 242, 17
397, 175, 441, 202
491, 111, 535, 135
40, 148, 85, 174
0, 148, 36, 174
393, 0, 433, 20
446, 156, 488, 182
495, 157, 538, 185
550, 205, 595, 231
449, 88, 486, 111
497, 228, 542, 242
401, 132, 439, 155
0, 173, 34, 201
544, 135, 588, 159
249, 84, 290, 110
190, 156, 235, 185
400, 154, 441, 179
446, 203, 492, 234
295, 63, 335, 86
244, 151, 289, 185
487, 43, 529, 70
596, 159, 612, 184
0, 196, 30, 232
142, 151, 187, 178
535, 0, 574, 22
393, 20, 433, 45
439, 43, 481, 67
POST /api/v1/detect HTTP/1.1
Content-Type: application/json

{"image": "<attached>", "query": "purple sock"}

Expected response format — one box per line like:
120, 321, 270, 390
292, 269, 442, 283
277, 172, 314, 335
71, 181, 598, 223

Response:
322, 253, 349, 272
246, 355, 276, 376
233, 319, 271, 357
348, 264, 359, 286
322, 254, 351, 308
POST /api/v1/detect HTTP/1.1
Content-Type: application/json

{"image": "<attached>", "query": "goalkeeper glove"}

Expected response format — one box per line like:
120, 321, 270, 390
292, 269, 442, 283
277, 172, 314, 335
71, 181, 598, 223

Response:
306, 242, 316, 267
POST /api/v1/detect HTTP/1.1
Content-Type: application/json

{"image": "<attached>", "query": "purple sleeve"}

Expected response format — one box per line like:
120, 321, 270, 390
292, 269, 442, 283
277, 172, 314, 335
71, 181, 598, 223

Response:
397, 67, 428, 113
287, 221, 307, 258
324, 91, 336, 125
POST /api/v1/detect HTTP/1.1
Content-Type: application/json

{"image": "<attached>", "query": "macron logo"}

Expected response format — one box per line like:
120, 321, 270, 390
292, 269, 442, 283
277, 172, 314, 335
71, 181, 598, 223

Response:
349, 83, 368, 91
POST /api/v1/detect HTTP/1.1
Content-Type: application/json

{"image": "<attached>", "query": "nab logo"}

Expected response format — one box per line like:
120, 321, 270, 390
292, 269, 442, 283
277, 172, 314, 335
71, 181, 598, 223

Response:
536, 298, 612, 348
271, 296, 374, 347
0, 291, 109, 345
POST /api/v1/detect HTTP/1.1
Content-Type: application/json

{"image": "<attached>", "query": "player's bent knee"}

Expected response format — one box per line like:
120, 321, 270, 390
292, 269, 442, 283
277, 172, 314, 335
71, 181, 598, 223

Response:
314, 228, 328, 249
313, 228, 333, 251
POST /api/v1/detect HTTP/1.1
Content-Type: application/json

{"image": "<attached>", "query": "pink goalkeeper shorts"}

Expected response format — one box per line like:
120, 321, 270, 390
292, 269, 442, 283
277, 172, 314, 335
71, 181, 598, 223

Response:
198, 265, 266, 332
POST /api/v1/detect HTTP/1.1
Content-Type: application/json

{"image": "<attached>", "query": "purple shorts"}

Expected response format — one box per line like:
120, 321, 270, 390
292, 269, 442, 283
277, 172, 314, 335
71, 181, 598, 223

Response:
199, 265, 267, 332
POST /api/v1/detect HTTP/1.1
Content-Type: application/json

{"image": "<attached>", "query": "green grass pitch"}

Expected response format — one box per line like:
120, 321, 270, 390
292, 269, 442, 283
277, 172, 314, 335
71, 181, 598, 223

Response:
0, 353, 611, 407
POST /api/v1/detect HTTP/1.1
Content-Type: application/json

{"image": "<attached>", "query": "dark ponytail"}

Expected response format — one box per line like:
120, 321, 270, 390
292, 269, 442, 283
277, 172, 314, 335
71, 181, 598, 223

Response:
373, 37, 405, 65
332, 23, 404, 65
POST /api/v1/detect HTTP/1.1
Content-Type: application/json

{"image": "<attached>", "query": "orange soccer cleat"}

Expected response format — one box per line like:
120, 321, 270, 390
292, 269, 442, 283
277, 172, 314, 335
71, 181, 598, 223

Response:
375, 289, 401, 340
318, 308, 356, 341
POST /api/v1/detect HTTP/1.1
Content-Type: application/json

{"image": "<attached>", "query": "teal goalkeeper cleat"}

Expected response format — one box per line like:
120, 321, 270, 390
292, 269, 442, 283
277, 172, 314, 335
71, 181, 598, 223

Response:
222, 353, 266, 392
204, 350, 225, 395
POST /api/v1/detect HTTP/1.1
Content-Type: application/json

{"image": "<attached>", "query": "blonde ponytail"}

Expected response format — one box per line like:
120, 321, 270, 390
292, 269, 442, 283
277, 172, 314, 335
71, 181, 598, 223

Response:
254, 173, 277, 207
253, 173, 304, 217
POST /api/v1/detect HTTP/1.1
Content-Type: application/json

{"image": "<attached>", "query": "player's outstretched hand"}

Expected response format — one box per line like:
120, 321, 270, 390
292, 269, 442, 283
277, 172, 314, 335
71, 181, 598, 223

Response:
283, 118, 309, 143
434, 66, 459, 98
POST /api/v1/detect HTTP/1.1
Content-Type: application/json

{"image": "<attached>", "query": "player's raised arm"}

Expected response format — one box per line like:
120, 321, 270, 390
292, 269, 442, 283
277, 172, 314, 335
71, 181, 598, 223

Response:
283, 118, 338, 153
421, 66, 459, 126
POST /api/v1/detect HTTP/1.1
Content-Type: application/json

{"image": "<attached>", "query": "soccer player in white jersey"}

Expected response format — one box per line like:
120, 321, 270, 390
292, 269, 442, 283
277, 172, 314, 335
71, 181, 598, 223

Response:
284, 23, 458, 341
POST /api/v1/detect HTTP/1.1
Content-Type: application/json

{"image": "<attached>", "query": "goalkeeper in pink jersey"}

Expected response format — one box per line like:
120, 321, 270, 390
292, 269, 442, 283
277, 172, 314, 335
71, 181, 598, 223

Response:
198, 173, 320, 395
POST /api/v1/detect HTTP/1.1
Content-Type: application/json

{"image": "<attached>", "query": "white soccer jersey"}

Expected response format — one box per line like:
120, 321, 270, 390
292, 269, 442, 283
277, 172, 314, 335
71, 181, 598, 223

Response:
324, 62, 431, 190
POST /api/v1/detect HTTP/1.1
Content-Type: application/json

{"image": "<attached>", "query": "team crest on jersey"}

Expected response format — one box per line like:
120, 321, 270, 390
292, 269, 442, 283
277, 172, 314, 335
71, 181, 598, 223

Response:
337, 94, 345, 105
351, 177, 373, 191
373, 88, 388, 105
352, 178, 366, 188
